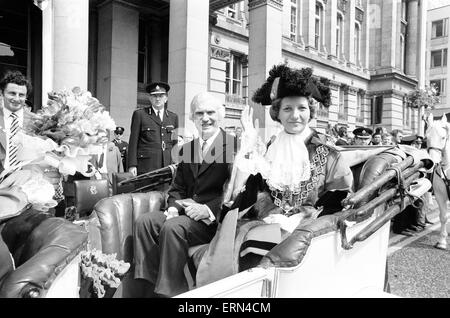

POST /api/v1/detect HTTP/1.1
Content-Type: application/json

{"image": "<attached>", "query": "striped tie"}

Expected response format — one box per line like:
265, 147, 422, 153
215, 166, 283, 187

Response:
8, 113, 20, 171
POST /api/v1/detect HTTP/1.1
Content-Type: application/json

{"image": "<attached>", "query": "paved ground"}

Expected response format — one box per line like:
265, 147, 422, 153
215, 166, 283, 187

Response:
387, 200, 450, 298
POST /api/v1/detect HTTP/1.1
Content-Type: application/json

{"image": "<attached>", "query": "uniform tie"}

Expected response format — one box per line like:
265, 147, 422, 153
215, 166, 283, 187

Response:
157, 110, 161, 122
8, 113, 20, 172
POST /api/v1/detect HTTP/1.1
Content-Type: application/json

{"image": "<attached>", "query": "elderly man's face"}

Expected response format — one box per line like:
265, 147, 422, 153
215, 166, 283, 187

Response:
193, 100, 221, 140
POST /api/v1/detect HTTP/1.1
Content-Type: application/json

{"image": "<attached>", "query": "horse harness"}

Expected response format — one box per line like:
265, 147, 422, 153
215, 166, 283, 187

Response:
433, 163, 450, 201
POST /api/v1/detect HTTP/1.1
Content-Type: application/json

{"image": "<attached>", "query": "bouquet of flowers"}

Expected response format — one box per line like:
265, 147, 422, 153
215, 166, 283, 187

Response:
79, 249, 130, 298
3, 87, 116, 211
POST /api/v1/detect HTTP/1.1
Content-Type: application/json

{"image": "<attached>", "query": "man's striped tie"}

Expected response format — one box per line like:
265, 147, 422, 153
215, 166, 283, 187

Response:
8, 112, 20, 171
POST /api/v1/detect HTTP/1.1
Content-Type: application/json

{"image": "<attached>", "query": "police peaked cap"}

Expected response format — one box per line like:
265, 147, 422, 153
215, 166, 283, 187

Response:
353, 127, 373, 139
146, 82, 170, 94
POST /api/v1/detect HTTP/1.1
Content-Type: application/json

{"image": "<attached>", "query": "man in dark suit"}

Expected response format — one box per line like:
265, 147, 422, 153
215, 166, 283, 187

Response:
335, 126, 349, 146
133, 92, 236, 297
0, 71, 32, 176
127, 82, 179, 176
112, 126, 129, 170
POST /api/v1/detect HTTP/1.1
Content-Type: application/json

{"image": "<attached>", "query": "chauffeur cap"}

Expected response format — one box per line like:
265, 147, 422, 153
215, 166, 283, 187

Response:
353, 127, 373, 139
146, 82, 170, 95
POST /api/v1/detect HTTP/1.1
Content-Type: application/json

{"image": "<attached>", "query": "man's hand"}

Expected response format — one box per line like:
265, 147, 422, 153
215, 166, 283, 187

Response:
129, 166, 137, 176
164, 206, 179, 220
183, 202, 210, 221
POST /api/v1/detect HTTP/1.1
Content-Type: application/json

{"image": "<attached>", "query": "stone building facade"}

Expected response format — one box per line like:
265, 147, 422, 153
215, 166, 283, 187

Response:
427, 3, 450, 116
0, 0, 427, 142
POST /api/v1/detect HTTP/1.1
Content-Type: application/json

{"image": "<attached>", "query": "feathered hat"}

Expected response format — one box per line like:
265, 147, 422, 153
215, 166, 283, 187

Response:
252, 64, 331, 107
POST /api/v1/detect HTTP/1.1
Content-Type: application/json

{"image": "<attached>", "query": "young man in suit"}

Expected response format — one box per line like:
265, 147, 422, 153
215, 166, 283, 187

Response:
133, 92, 236, 297
127, 82, 179, 177
0, 71, 32, 176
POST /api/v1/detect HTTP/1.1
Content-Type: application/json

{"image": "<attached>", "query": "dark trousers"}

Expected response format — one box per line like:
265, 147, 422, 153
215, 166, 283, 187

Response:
133, 211, 217, 297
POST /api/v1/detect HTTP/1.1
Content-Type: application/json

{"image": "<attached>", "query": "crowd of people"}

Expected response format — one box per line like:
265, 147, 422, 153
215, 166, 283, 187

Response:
0, 65, 440, 298
329, 124, 425, 149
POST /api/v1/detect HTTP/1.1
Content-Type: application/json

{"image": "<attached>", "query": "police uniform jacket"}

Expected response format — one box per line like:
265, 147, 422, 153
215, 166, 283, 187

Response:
128, 106, 179, 174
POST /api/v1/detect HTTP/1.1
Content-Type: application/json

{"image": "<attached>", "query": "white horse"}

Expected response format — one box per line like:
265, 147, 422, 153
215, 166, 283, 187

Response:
425, 113, 450, 250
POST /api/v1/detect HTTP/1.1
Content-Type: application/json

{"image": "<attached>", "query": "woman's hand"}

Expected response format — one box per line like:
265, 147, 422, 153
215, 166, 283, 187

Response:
240, 105, 259, 133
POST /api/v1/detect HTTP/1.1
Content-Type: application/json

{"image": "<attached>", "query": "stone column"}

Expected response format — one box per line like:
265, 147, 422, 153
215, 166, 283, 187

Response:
96, 1, 139, 141
381, 0, 397, 69
405, 0, 418, 78
168, 0, 209, 128
42, 0, 89, 98
248, 0, 284, 142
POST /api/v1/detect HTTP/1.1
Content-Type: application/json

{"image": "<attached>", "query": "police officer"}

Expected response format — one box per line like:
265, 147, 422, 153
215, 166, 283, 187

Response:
353, 127, 373, 146
128, 82, 179, 176
112, 126, 129, 170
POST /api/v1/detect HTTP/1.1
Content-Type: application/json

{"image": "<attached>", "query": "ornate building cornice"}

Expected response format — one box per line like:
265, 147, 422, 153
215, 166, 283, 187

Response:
248, 0, 283, 11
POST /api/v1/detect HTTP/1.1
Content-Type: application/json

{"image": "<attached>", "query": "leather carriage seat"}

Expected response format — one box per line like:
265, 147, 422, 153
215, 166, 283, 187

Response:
0, 209, 88, 298
89, 150, 405, 294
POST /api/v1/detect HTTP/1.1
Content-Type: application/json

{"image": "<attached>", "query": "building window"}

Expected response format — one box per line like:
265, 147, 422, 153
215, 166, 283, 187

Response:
371, 96, 383, 125
338, 87, 347, 120
226, 54, 243, 97
315, 3, 323, 50
354, 23, 361, 64
356, 92, 364, 123
401, 0, 407, 21
137, 19, 149, 84
400, 34, 405, 72
403, 98, 411, 127
432, 19, 448, 38
430, 79, 447, 96
431, 49, 448, 68
290, 1, 297, 41
336, 15, 343, 58
227, 4, 237, 19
